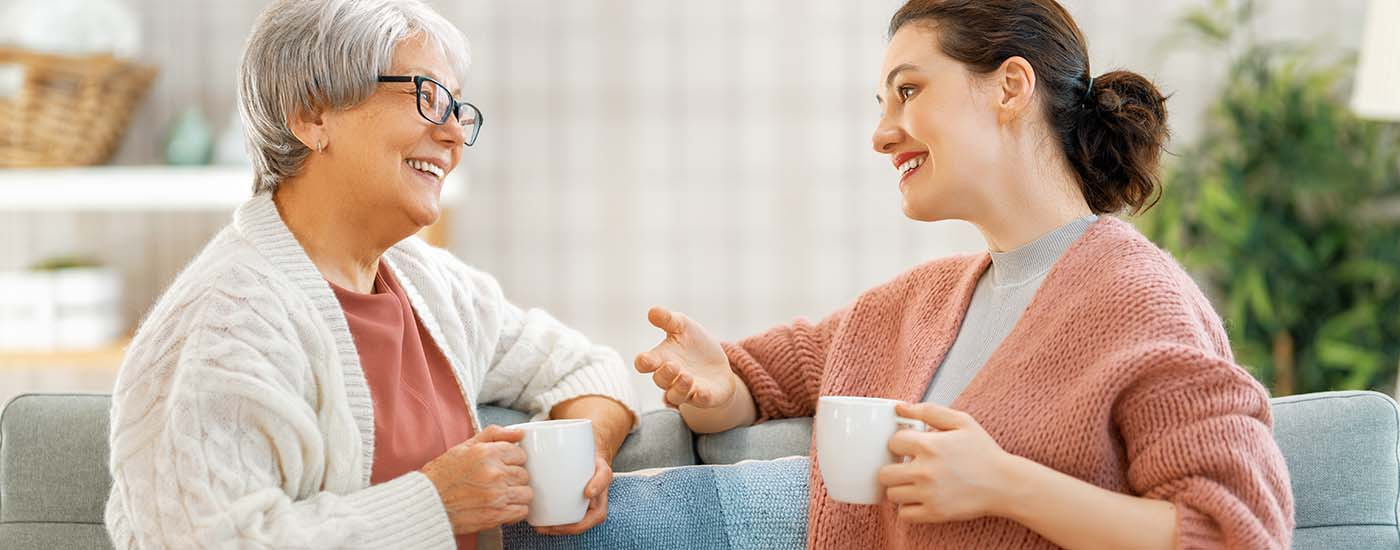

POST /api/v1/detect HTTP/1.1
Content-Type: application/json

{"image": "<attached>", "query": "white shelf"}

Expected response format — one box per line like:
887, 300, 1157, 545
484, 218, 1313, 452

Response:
0, 166, 465, 211
0, 166, 255, 211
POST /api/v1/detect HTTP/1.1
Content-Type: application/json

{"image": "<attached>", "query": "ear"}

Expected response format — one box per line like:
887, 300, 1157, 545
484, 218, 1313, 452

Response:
287, 104, 327, 151
993, 56, 1037, 124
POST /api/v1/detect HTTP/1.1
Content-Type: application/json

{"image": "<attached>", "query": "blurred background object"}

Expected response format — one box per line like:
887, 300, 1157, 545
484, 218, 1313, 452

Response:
1140, 0, 1400, 396
1352, 0, 1400, 121
0, 0, 1392, 409
0, 256, 123, 350
0, 0, 142, 58
0, 0, 155, 167
163, 106, 213, 166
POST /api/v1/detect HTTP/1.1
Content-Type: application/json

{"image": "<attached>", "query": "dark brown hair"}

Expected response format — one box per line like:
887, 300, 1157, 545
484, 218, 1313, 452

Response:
890, 0, 1169, 214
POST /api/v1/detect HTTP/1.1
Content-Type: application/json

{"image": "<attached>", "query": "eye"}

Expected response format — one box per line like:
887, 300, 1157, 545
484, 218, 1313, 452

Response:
898, 85, 917, 101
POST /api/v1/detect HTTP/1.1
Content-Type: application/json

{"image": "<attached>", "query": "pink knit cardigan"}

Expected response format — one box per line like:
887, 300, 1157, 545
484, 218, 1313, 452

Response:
723, 217, 1294, 549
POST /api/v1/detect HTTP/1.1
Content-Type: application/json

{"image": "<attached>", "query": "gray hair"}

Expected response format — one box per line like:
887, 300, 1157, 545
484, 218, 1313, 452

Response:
238, 0, 470, 194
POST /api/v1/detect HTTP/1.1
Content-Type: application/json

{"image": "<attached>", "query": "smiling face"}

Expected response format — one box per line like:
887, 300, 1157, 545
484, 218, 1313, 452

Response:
872, 24, 1005, 223
317, 33, 466, 230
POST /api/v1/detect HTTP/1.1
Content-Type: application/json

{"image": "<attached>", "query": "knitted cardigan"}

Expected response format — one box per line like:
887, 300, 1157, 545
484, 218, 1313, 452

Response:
104, 193, 638, 549
724, 216, 1294, 549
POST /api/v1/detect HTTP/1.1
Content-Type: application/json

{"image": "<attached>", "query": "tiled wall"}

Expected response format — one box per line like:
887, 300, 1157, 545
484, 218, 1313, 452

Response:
0, 0, 1371, 409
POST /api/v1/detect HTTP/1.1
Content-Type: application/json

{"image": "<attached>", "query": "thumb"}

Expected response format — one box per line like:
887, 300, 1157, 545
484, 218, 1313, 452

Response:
647, 306, 688, 336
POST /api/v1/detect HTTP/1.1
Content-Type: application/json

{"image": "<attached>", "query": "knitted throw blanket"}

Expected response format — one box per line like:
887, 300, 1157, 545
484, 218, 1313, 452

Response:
503, 457, 810, 549
723, 217, 1295, 549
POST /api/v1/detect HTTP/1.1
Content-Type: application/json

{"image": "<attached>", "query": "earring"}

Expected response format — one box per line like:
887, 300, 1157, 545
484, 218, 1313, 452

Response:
315, 139, 325, 153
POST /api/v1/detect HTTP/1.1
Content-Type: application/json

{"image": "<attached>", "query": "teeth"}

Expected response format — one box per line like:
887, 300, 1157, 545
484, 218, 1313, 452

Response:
407, 159, 444, 180
898, 155, 925, 175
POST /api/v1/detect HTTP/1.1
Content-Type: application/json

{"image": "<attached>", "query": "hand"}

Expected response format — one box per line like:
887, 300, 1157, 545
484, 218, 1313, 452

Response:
634, 306, 736, 408
534, 453, 613, 535
876, 403, 1019, 524
422, 425, 532, 535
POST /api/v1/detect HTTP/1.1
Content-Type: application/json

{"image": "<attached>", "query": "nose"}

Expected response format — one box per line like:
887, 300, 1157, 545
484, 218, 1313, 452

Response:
433, 113, 468, 146
871, 115, 903, 154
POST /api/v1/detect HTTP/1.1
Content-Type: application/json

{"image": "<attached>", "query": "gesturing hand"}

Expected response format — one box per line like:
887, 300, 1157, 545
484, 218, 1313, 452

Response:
634, 306, 737, 408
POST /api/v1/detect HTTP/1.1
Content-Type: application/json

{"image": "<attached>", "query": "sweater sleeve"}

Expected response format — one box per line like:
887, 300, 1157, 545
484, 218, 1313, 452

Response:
435, 252, 639, 425
722, 305, 850, 421
105, 289, 456, 549
1113, 344, 1294, 550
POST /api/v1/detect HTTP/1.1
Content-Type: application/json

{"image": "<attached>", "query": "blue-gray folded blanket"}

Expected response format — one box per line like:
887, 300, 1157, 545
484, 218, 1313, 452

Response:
502, 456, 810, 549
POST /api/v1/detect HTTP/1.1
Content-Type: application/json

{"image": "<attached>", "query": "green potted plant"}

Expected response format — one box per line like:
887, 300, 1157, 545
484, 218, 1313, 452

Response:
1140, 0, 1400, 395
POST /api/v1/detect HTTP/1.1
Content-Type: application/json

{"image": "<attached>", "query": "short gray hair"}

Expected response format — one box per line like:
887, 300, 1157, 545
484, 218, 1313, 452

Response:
238, 0, 470, 194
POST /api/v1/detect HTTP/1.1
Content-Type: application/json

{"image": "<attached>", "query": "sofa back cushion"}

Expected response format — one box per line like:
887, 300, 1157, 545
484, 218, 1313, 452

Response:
1272, 391, 1400, 549
0, 394, 113, 549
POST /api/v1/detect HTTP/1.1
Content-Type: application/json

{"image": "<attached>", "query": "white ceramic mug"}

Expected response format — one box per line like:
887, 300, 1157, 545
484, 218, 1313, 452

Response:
514, 419, 596, 526
815, 396, 926, 504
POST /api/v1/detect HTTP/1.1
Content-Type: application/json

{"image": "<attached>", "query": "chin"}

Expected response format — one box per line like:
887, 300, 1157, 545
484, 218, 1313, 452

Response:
900, 192, 942, 222
402, 194, 442, 229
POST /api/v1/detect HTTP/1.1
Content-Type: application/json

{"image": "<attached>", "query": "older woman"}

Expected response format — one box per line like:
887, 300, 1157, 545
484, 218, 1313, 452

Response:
103, 1, 636, 548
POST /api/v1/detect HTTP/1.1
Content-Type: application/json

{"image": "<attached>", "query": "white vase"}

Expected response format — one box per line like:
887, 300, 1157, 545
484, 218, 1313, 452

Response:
0, 267, 122, 350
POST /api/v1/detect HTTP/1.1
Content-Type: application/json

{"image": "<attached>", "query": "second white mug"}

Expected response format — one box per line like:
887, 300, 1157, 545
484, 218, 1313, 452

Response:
814, 396, 925, 505
514, 418, 596, 526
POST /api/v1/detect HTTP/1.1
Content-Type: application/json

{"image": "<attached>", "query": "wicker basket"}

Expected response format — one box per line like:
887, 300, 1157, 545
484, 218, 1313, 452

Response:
0, 47, 156, 167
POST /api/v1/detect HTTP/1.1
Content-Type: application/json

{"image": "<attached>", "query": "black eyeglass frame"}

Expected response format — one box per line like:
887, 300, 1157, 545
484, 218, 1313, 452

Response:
376, 75, 483, 147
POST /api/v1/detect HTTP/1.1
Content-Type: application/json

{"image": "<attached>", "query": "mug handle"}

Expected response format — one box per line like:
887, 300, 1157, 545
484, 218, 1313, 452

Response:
895, 416, 926, 432
892, 417, 926, 464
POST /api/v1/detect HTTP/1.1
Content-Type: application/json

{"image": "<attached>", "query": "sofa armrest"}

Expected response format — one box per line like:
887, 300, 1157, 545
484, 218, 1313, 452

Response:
696, 417, 812, 465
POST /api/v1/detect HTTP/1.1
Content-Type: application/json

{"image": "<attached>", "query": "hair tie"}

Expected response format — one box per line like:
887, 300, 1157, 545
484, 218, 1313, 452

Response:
1083, 75, 1096, 105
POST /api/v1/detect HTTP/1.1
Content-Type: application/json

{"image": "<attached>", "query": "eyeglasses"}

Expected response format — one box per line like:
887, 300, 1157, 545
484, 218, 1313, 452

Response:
376, 75, 483, 147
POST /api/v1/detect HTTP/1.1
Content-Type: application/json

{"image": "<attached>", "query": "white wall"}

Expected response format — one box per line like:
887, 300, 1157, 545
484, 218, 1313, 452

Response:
0, 0, 1372, 409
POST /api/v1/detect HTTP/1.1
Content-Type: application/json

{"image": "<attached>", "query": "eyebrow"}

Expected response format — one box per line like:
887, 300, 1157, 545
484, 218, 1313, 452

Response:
402, 66, 462, 95
886, 63, 919, 88
876, 63, 919, 104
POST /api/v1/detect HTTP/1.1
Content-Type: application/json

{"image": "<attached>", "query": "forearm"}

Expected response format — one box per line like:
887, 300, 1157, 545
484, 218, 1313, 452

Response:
677, 372, 758, 434
997, 454, 1177, 550
549, 395, 634, 461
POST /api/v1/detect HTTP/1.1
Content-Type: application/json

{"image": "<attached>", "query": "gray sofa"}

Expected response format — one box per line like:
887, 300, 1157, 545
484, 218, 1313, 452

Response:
2, 391, 1397, 548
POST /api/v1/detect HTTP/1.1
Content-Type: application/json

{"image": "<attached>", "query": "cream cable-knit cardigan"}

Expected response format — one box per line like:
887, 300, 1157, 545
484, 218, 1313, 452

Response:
104, 193, 639, 549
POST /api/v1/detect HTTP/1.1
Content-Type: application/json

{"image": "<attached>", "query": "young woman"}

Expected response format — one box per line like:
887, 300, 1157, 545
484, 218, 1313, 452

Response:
636, 1, 1293, 548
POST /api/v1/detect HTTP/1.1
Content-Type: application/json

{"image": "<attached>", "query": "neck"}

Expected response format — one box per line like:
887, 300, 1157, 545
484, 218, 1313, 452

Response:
273, 172, 396, 294
974, 158, 1093, 253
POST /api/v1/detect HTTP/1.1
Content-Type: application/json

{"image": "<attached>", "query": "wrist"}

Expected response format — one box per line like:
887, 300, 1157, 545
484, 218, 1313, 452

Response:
718, 371, 740, 408
991, 452, 1037, 522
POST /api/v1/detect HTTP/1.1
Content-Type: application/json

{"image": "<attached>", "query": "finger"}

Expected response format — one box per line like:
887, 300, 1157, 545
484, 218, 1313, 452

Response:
897, 503, 928, 522
886, 429, 933, 458
507, 485, 534, 505
896, 402, 971, 431
665, 373, 696, 406
481, 441, 528, 466
475, 425, 526, 444
647, 306, 687, 336
876, 462, 923, 487
885, 484, 921, 505
503, 504, 529, 524
652, 361, 681, 389
505, 465, 530, 486
584, 458, 612, 498
634, 351, 661, 374
664, 379, 693, 406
